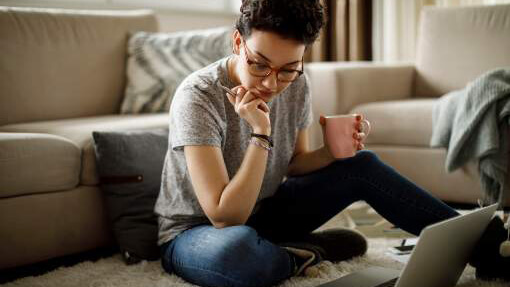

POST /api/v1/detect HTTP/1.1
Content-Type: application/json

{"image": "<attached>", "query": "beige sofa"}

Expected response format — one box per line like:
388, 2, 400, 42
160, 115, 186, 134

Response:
1, 4, 509, 271
305, 4, 510, 206
0, 7, 169, 269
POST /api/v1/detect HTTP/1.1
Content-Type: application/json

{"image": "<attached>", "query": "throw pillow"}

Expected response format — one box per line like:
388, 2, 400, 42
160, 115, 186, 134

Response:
92, 128, 169, 264
120, 26, 232, 114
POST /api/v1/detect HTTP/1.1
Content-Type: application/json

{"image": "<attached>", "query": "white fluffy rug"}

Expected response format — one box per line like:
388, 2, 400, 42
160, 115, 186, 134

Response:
2, 238, 508, 287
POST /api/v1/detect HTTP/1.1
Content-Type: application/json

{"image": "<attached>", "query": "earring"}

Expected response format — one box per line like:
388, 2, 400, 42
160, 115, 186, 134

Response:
500, 215, 510, 257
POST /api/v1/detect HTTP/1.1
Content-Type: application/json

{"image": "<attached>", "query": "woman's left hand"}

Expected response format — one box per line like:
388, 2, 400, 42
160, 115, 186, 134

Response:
353, 114, 368, 150
319, 114, 368, 152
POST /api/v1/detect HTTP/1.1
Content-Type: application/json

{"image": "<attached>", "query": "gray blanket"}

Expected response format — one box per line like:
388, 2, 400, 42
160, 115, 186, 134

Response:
430, 68, 510, 205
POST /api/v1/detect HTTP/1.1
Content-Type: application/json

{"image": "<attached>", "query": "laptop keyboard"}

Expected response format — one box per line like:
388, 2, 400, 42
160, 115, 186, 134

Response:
375, 278, 398, 287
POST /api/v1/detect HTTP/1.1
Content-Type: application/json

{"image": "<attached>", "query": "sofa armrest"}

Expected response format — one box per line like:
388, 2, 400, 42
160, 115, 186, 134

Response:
305, 62, 416, 149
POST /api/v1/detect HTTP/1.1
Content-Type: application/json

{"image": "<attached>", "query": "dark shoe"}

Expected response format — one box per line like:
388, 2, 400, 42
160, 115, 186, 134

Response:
279, 242, 324, 275
469, 216, 510, 281
302, 228, 368, 262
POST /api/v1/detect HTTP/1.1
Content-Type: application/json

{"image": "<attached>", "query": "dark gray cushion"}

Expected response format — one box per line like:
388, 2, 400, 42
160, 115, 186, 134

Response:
92, 128, 168, 264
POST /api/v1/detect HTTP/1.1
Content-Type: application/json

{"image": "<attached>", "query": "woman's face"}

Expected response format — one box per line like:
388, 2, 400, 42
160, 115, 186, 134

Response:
232, 29, 306, 103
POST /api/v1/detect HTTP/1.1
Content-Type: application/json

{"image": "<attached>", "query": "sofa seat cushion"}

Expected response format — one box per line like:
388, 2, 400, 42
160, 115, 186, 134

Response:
0, 133, 81, 198
0, 113, 169, 186
350, 98, 436, 147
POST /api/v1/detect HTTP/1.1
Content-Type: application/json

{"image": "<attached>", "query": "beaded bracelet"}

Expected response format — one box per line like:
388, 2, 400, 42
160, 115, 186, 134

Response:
251, 133, 273, 147
252, 136, 271, 147
251, 137, 271, 151
250, 137, 271, 151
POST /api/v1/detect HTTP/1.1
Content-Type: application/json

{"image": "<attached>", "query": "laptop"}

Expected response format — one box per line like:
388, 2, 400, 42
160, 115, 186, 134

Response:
317, 203, 498, 287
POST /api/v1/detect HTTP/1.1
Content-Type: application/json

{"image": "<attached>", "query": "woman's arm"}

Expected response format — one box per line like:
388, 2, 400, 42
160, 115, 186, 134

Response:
286, 128, 335, 176
287, 116, 367, 176
185, 86, 271, 229
185, 143, 269, 229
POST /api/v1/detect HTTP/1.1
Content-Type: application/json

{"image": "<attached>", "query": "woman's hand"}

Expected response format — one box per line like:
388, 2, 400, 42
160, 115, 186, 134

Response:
226, 86, 271, 135
319, 114, 367, 153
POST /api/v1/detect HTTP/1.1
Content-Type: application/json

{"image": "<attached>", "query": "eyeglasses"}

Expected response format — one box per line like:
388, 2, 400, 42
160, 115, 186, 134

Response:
241, 38, 304, 83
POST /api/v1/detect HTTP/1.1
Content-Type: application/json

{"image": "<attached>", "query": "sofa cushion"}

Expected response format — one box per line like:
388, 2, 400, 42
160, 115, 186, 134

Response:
369, 145, 485, 204
415, 4, 510, 98
92, 128, 168, 264
120, 26, 232, 114
0, 133, 81, 198
350, 98, 436, 147
0, 7, 158, 126
0, 113, 169, 186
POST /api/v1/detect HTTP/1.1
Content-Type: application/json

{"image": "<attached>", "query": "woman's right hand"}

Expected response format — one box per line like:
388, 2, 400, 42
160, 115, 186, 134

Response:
226, 86, 271, 135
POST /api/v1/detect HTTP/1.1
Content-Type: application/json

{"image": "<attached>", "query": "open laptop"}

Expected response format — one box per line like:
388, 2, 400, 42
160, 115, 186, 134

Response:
317, 203, 498, 287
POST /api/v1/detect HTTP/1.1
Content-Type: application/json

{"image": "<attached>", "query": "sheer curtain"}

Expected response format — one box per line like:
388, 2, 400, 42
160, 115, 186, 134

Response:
372, 0, 510, 63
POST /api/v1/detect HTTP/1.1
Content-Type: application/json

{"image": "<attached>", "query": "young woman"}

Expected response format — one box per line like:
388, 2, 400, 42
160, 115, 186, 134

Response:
155, 0, 508, 286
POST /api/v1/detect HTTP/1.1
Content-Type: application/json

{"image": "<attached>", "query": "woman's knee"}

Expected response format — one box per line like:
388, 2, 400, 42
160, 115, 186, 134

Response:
349, 150, 384, 170
209, 226, 292, 283
169, 225, 292, 286
355, 150, 379, 162
171, 225, 258, 260
331, 150, 381, 169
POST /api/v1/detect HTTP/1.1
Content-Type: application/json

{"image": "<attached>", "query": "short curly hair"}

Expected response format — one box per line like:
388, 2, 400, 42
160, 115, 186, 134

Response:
235, 0, 325, 46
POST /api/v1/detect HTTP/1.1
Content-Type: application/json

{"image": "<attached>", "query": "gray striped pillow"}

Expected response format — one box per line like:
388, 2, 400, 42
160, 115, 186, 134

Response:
120, 27, 232, 114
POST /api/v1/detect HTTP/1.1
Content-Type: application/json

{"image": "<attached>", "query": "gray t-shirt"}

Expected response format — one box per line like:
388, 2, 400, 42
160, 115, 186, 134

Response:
154, 56, 313, 245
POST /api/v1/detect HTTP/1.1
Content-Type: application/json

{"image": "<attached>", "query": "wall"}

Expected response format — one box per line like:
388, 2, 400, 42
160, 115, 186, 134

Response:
0, 0, 239, 32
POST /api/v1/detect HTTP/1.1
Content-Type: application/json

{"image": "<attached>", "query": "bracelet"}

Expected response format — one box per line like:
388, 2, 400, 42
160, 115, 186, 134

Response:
250, 138, 271, 151
255, 137, 272, 149
251, 133, 273, 147
251, 137, 271, 151
252, 136, 271, 147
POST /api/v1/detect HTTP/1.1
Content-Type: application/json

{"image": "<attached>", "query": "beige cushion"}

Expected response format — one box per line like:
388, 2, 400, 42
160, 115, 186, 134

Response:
370, 145, 510, 206
305, 62, 415, 150
351, 98, 436, 147
0, 7, 158, 126
0, 113, 169, 185
0, 133, 81, 198
369, 145, 487, 204
415, 4, 510, 97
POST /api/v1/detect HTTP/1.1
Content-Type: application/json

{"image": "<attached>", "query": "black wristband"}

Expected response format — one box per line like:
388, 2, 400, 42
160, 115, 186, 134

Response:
251, 133, 273, 147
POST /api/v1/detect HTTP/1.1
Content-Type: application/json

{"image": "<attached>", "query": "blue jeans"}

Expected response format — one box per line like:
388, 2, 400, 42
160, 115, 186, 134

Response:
160, 150, 459, 287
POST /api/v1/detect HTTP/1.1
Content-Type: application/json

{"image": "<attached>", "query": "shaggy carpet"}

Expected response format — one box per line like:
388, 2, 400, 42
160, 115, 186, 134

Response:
2, 238, 508, 287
